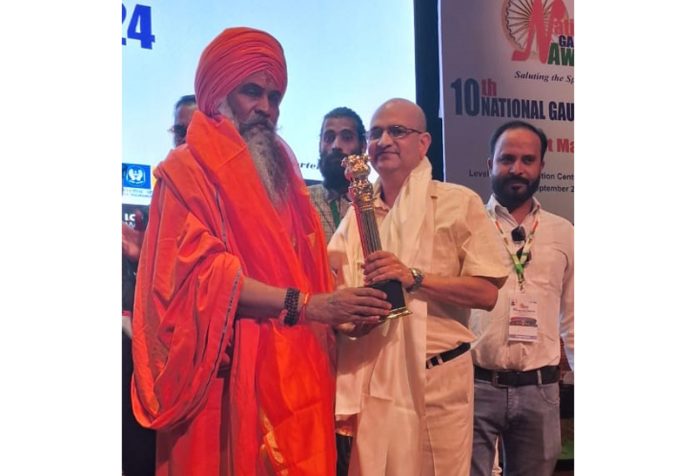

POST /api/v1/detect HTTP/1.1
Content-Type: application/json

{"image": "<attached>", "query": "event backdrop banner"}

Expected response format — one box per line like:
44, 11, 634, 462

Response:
440, 0, 574, 222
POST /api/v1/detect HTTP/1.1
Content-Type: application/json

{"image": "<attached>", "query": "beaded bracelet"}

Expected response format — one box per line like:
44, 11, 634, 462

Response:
282, 287, 300, 326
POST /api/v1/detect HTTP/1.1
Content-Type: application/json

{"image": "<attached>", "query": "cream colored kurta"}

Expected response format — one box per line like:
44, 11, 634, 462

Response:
328, 158, 508, 476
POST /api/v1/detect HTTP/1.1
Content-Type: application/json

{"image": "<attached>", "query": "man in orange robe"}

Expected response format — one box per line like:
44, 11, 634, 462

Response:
130, 27, 390, 476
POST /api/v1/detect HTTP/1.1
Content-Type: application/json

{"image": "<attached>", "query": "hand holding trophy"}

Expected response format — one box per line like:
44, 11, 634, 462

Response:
342, 154, 411, 320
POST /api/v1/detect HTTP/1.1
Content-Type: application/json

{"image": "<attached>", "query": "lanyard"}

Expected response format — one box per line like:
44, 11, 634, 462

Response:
330, 199, 342, 228
490, 211, 539, 290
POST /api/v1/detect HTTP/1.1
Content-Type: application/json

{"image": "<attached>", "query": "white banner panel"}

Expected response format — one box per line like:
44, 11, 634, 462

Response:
440, 0, 574, 222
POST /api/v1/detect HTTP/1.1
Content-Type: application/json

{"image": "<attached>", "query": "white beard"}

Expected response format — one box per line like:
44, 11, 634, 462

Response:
242, 124, 289, 208
219, 103, 289, 208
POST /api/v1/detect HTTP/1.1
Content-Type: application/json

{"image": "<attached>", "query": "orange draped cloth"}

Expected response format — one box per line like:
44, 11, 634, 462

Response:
131, 110, 336, 476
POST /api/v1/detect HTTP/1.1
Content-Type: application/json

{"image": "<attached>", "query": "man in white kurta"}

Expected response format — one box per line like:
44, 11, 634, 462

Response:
328, 98, 509, 476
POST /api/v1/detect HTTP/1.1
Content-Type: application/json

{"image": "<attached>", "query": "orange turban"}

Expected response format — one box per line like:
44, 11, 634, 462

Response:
194, 27, 288, 116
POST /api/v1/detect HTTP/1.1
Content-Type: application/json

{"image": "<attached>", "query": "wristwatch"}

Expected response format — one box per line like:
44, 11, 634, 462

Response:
406, 268, 424, 293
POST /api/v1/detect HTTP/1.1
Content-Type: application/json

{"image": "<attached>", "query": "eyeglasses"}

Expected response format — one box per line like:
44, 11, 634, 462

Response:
168, 124, 188, 139
366, 125, 423, 141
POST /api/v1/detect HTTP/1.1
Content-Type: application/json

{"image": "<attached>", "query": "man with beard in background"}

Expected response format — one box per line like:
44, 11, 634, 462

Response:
469, 120, 574, 476
308, 107, 366, 245
307, 106, 366, 476
130, 27, 390, 476
308, 107, 366, 476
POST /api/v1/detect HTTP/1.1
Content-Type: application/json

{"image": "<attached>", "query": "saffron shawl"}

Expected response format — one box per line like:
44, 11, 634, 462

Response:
131, 111, 335, 475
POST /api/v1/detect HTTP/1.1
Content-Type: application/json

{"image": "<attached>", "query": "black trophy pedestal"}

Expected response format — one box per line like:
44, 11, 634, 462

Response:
369, 279, 411, 320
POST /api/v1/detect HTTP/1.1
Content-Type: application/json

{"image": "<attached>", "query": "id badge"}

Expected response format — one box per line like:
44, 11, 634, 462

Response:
508, 292, 539, 342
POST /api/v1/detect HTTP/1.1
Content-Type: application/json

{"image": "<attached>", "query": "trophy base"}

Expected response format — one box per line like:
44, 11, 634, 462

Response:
369, 279, 411, 320
383, 306, 412, 320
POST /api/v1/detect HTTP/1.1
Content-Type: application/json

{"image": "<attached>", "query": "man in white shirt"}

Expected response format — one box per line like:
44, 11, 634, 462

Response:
328, 98, 509, 476
469, 120, 574, 476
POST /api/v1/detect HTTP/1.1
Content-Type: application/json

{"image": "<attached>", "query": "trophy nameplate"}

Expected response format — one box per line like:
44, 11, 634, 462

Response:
342, 154, 411, 320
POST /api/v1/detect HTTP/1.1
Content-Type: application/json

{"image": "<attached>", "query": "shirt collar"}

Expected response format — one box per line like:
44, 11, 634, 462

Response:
322, 185, 347, 203
487, 195, 541, 220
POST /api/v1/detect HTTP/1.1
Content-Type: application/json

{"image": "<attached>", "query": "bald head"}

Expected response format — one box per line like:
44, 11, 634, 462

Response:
371, 98, 427, 131
367, 98, 431, 187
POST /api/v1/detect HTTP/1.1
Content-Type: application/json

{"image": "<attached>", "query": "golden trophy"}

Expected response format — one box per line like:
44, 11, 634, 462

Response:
342, 154, 411, 320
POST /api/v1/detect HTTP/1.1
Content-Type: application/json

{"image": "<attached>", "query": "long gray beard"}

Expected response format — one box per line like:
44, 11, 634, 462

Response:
220, 103, 290, 207
242, 125, 289, 208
